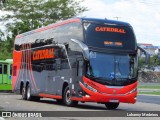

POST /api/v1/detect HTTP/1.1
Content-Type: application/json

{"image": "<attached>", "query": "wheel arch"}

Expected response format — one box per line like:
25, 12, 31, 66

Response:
62, 82, 69, 96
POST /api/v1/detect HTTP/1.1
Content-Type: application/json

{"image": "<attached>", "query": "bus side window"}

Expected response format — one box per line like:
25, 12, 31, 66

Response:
0, 64, 2, 74
77, 60, 83, 76
13, 66, 17, 76
4, 65, 7, 74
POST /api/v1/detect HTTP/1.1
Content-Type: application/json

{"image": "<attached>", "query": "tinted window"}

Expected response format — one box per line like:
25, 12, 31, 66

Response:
54, 22, 83, 43
83, 22, 136, 51
13, 66, 17, 76
16, 22, 83, 50
10, 64, 12, 75
4, 65, 7, 74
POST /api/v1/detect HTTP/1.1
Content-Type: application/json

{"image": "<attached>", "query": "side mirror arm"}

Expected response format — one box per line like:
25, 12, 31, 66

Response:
138, 46, 150, 64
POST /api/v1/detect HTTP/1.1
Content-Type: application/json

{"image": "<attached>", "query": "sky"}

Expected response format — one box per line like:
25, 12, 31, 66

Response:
0, 0, 160, 46
80, 0, 160, 46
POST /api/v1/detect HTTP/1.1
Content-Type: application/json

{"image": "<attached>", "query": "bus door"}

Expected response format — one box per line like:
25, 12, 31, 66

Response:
0, 64, 8, 84
75, 56, 84, 95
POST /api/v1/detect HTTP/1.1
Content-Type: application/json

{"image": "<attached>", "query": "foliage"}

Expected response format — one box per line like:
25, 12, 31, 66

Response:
138, 55, 160, 70
150, 54, 160, 66
0, 0, 87, 59
1, 0, 87, 26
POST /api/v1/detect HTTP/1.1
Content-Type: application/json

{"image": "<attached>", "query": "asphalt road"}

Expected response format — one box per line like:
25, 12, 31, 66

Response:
137, 95, 160, 105
0, 93, 160, 120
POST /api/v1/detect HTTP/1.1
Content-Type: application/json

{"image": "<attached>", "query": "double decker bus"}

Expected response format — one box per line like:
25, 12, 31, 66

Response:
12, 18, 149, 109
0, 59, 12, 91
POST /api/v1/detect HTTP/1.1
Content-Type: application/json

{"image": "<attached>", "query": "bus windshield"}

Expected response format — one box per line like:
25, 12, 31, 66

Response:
87, 52, 138, 82
83, 22, 136, 51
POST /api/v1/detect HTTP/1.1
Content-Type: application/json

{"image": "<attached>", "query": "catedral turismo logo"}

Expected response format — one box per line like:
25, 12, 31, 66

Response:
32, 48, 54, 60
95, 27, 126, 34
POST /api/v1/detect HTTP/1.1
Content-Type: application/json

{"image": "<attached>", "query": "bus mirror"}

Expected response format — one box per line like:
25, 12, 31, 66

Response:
71, 39, 89, 60
56, 58, 61, 70
138, 46, 150, 64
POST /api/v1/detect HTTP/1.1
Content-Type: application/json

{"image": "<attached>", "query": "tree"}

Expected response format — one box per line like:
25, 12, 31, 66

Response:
150, 55, 160, 66
1, 0, 87, 27
0, 0, 87, 59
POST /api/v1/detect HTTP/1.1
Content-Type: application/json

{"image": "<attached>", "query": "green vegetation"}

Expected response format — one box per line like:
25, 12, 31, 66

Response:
138, 92, 160, 95
138, 85, 160, 95
139, 55, 160, 70
138, 85, 160, 89
0, 0, 87, 60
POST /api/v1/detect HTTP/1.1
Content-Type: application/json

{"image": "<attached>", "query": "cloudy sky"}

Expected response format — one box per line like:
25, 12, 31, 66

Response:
0, 0, 160, 46
81, 0, 160, 46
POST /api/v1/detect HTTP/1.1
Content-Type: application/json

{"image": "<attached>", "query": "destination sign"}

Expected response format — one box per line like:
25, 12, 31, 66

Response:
95, 27, 126, 34
104, 41, 123, 47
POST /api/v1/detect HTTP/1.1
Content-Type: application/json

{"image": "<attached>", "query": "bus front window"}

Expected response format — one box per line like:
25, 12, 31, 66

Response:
86, 52, 138, 85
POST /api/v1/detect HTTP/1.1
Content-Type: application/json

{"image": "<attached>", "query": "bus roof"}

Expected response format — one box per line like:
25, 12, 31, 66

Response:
81, 18, 130, 26
15, 17, 131, 39
0, 59, 13, 64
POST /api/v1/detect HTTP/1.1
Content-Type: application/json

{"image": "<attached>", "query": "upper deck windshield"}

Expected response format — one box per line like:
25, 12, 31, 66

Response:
83, 22, 136, 51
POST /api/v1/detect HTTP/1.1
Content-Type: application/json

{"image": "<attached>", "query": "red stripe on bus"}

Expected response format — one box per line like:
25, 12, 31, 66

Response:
35, 18, 80, 32
39, 93, 62, 99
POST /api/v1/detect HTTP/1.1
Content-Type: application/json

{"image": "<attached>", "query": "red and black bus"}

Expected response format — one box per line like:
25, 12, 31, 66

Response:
12, 18, 149, 109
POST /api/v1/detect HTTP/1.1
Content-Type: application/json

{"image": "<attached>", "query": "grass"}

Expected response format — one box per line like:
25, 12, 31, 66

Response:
138, 85, 160, 95
138, 86, 160, 89
138, 91, 160, 95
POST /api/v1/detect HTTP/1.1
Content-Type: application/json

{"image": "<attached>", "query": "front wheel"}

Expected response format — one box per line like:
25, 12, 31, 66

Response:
63, 86, 78, 106
105, 102, 119, 110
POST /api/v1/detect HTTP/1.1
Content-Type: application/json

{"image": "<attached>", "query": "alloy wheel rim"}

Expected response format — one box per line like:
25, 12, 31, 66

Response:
66, 90, 71, 103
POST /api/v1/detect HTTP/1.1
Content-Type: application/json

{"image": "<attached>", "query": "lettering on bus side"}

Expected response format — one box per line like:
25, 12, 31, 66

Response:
32, 48, 54, 61
95, 27, 126, 34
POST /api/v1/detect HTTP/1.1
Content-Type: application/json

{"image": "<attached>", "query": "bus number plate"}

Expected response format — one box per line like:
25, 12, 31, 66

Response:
109, 99, 119, 103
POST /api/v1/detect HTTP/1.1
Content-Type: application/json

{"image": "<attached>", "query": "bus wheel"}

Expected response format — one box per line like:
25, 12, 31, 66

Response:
63, 86, 78, 106
105, 102, 119, 110
26, 84, 40, 101
26, 84, 32, 100
22, 86, 27, 100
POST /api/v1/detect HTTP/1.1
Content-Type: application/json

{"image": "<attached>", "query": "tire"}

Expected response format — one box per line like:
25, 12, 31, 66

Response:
22, 86, 27, 100
63, 86, 78, 106
26, 84, 40, 101
26, 84, 32, 100
105, 102, 119, 110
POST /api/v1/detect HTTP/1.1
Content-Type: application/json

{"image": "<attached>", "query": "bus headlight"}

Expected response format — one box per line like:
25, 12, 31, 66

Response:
83, 82, 97, 92
129, 88, 137, 94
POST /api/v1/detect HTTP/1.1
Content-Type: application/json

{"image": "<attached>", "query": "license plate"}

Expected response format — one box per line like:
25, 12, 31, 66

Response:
109, 99, 119, 103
